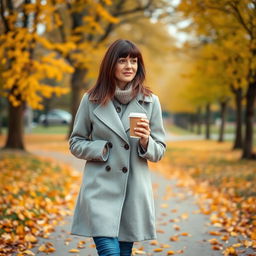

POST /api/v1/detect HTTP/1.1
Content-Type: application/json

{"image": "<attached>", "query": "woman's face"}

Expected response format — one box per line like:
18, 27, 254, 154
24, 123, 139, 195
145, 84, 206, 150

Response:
114, 55, 138, 88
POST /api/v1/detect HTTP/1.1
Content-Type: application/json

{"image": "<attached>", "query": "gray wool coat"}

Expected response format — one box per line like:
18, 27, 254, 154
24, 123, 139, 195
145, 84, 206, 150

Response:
69, 91, 166, 242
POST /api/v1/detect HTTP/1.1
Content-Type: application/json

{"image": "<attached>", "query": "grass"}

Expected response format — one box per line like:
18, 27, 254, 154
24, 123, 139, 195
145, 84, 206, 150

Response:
1, 125, 69, 135
164, 121, 256, 146
30, 125, 69, 134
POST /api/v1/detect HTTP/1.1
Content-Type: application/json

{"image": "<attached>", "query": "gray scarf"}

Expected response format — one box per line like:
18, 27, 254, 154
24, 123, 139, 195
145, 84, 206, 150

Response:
114, 82, 134, 104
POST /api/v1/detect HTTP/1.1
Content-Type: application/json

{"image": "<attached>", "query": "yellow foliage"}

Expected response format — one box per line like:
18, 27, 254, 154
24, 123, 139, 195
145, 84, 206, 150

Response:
1, 0, 118, 109
95, 3, 119, 24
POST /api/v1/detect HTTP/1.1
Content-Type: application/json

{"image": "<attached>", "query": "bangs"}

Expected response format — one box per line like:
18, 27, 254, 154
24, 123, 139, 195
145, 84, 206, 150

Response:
118, 42, 141, 58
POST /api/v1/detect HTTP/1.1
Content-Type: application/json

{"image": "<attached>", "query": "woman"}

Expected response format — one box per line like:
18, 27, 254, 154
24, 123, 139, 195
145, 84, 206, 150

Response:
69, 39, 166, 256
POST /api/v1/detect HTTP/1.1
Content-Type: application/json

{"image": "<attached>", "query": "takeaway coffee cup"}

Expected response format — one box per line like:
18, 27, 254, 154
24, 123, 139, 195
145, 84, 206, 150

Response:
128, 112, 147, 138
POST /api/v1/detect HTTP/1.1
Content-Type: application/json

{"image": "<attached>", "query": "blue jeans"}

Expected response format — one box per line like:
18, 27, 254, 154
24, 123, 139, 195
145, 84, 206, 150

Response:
93, 237, 134, 256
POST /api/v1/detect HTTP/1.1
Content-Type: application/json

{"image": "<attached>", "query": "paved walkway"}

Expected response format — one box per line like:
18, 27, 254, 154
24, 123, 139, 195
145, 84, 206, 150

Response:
28, 135, 254, 256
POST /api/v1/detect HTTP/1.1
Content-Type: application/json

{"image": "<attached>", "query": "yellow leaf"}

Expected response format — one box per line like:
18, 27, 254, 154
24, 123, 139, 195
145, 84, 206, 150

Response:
38, 244, 46, 252
150, 240, 158, 245
133, 250, 146, 254
69, 248, 80, 253
209, 231, 221, 236
23, 250, 35, 255
160, 243, 170, 248
25, 233, 37, 243
154, 248, 163, 252
180, 232, 190, 236
170, 236, 179, 241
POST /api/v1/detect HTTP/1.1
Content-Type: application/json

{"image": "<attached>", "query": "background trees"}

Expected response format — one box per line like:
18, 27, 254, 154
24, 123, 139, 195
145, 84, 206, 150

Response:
175, 0, 256, 159
0, 0, 255, 161
0, 0, 173, 149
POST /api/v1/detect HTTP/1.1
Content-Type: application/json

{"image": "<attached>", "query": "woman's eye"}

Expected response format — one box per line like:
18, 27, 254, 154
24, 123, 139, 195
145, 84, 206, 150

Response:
118, 59, 126, 63
131, 59, 137, 63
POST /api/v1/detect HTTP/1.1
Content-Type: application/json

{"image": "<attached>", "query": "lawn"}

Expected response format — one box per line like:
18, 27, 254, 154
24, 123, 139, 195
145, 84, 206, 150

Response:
1, 125, 69, 135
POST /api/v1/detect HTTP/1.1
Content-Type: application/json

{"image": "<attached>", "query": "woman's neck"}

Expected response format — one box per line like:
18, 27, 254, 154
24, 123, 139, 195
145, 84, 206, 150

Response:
116, 81, 128, 90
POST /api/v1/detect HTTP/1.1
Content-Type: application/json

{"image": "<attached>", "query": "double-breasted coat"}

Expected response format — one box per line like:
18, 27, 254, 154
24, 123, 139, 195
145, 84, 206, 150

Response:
69, 91, 166, 242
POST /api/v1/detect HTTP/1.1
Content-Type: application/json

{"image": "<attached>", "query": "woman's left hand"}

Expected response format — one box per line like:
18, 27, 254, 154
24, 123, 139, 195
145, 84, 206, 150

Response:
134, 118, 151, 150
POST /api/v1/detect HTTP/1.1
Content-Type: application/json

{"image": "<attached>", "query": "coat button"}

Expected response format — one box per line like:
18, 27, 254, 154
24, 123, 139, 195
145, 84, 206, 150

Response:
122, 167, 128, 173
124, 144, 129, 150
116, 106, 121, 113
107, 142, 113, 148
105, 165, 111, 172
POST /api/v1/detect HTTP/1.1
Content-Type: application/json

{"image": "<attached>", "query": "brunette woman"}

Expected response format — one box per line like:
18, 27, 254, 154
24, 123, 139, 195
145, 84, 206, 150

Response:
69, 39, 166, 256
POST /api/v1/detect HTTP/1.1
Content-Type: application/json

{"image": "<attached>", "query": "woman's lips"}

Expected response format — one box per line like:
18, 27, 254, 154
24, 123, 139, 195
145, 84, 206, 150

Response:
123, 72, 133, 75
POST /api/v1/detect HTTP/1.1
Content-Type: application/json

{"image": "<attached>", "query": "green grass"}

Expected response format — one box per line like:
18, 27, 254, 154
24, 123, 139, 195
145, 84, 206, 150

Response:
1, 125, 69, 134
30, 125, 69, 134
165, 122, 240, 135
165, 123, 194, 135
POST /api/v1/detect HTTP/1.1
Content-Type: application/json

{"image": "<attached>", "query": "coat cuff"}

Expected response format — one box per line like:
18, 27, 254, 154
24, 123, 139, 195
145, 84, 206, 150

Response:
70, 139, 110, 162
92, 140, 110, 161
137, 136, 154, 159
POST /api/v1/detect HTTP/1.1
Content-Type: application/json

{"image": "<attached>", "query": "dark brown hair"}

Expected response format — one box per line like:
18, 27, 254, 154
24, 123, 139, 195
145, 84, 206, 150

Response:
87, 39, 152, 105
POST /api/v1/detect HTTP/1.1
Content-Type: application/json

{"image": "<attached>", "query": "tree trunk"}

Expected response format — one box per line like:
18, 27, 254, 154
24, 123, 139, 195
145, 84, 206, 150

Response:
196, 106, 202, 135
218, 100, 227, 142
233, 87, 243, 149
205, 103, 211, 140
68, 68, 88, 138
4, 101, 25, 150
189, 113, 194, 132
241, 81, 256, 159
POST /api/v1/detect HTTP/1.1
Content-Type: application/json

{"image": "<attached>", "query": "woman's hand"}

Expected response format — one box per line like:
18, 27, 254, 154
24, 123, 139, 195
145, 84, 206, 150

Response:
134, 118, 151, 150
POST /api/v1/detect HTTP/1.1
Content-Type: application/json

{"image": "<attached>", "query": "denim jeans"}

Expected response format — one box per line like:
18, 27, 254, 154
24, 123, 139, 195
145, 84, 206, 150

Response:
93, 237, 134, 256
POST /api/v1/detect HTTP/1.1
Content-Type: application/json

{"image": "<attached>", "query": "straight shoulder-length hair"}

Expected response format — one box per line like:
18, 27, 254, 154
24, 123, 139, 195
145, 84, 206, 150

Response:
87, 39, 152, 105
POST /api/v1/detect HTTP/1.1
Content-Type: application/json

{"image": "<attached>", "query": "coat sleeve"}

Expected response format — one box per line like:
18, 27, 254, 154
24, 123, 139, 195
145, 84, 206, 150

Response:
137, 95, 166, 162
69, 93, 110, 161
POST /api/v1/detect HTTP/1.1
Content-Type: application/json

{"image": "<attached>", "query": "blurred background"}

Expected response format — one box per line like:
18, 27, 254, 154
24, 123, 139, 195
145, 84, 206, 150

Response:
0, 0, 255, 159
1, 1, 256, 255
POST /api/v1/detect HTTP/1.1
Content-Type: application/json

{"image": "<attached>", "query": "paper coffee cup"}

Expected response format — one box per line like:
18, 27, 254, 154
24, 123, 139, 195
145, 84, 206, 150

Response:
128, 112, 147, 138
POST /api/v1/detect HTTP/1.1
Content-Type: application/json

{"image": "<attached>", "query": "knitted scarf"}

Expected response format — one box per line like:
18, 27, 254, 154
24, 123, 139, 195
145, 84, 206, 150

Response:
114, 82, 135, 104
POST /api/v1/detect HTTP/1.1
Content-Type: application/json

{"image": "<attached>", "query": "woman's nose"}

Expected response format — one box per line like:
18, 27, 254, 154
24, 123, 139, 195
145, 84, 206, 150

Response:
126, 61, 132, 68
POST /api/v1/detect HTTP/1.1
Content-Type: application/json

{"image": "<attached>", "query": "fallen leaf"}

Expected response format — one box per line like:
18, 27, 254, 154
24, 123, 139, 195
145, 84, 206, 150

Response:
69, 248, 80, 253
153, 248, 163, 252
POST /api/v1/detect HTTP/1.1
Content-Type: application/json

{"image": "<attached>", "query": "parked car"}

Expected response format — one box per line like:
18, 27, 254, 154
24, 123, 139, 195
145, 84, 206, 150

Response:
39, 109, 72, 125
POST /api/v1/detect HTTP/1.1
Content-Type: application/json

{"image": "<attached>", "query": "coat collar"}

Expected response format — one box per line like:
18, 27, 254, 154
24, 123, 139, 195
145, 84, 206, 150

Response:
93, 93, 152, 143
136, 93, 153, 103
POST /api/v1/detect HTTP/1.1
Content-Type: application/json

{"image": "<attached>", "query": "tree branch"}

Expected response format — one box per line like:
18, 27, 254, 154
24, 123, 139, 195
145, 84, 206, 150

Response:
227, 1, 253, 39
52, 0, 67, 43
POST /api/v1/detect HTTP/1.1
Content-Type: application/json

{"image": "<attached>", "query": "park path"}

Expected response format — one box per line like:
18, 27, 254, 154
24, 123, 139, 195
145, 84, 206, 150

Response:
28, 145, 226, 256
27, 130, 254, 256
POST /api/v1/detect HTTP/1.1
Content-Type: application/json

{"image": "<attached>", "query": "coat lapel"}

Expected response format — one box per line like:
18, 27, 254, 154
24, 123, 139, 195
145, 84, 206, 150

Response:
93, 93, 152, 142
93, 99, 129, 143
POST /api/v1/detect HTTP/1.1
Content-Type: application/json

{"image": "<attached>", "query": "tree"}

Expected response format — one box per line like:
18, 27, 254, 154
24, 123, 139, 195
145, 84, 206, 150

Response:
177, 0, 256, 159
48, 0, 173, 137
0, 0, 74, 149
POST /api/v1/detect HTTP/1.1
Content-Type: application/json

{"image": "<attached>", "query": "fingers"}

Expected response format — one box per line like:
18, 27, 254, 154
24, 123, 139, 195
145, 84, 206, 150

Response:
134, 127, 150, 137
137, 118, 150, 131
134, 118, 151, 140
134, 129, 149, 139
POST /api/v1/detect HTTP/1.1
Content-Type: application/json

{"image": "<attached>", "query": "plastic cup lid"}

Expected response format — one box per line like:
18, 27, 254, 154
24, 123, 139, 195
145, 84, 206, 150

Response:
128, 112, 147, 118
